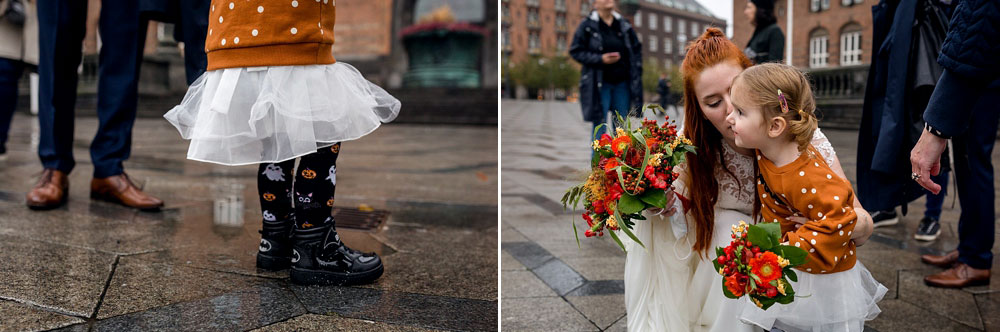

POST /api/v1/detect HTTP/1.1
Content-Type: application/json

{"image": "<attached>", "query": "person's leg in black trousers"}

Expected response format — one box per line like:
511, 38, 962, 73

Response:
0, 58, 24, 156
926, 84, 1000, 288
35, 0, 86, 174
289, 143, 384, 286
175, 0, 209, 84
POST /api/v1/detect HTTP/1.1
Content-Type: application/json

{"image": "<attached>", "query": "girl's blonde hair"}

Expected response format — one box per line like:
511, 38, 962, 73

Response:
733, 63, 818, 152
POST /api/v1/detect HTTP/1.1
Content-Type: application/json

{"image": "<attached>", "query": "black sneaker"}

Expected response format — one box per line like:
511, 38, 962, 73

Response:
871, 209, 899, 228
257, 213, 295, 271
290, 217, 384, 286
914, 216, 942, 241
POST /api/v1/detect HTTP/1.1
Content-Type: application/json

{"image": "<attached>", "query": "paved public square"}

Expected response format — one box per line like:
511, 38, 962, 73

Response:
0, 113, 498, 331
500, 99, 1000, 332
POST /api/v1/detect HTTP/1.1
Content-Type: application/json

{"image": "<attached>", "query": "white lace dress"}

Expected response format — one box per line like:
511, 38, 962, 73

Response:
623, 129, 839, 332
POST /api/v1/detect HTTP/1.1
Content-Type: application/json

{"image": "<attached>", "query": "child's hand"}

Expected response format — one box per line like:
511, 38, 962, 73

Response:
647, 189, 678, 217
789, 212, 808, 229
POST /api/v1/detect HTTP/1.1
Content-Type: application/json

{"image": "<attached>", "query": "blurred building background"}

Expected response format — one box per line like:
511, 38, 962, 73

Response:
15, 0, 497, 125
501, 0, 725, 104
732, 0, 872, 129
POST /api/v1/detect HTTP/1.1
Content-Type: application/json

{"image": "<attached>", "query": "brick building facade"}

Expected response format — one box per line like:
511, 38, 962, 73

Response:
502, 0, 590, 64
633, 0, 727, 70
732, 0, 872, 69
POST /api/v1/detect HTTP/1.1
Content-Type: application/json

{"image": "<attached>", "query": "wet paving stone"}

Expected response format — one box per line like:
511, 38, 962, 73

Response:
0, 233, 115, 318
0, 300, 84, 332
251, 313, 447, 332
290, 285, 497, 331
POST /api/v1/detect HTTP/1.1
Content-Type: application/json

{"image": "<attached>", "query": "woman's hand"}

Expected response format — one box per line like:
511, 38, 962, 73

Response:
602, 52, 621, 64
647, 188, 678, 218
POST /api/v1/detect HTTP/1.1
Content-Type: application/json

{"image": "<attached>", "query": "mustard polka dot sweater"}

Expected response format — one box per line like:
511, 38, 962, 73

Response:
756, 145, 858, 274
205, 0, 337, 71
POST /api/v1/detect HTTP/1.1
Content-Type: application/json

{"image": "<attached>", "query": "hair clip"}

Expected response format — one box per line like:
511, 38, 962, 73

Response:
777, 89, 789, 113
798, 109, 807, 118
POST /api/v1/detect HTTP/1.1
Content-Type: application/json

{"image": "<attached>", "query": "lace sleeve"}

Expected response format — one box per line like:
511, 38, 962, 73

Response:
812, 128, 837, 167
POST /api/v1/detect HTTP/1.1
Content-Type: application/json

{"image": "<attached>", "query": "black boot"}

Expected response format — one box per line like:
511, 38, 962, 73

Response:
290, 217, 384, 286
257, 213, 295, 271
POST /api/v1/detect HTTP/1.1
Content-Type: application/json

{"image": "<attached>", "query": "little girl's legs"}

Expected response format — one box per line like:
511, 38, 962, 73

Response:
289, 143, 384, 286
256, 159, 296, 270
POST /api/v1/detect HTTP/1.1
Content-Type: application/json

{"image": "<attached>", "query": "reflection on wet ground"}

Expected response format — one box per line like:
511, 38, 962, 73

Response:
0, 114, 498, 331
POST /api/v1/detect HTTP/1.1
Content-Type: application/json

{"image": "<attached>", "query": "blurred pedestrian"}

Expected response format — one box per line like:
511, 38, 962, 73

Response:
0, 0, 36, 161
857, 0, 954, 242
742, 0, 784, 64
656, 73, 670, 110
909, 0, 1000, 288
570, 0, 642, 142
163, 0, 400, 286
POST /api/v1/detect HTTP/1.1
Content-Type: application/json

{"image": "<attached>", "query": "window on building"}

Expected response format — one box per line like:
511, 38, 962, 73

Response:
691, 22, 698, 36
527, 8, 539, 26
665, 58, 672, 69
648, 13, 658, 30
529, 32, 540, 51
557, 34, 567, 52
809, 29, 829, 68
502, 29, 510, 47
525, 0, 539, 7
555, 0, 566, 11
664, 38, 672, 54
556, 13, 566, 29
811, 0, 830, 12
635, 10, 642, 27
678, 18, 686, 35
677, 34, 687, 54
580, 1, 590, 15
840, 24, 862, 66
649, 35, 658, 52
841, 0, 863, 6
664, 16, 671, 32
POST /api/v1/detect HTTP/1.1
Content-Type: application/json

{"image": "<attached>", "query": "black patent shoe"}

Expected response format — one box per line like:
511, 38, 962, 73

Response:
257, 213, 295, 271
290, 217, 384, 286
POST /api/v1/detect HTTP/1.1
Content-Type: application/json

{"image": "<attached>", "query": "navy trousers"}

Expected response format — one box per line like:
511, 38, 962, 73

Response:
0, 58, 24, 154
36, 0, 208, 177
952, 85, 1000, 270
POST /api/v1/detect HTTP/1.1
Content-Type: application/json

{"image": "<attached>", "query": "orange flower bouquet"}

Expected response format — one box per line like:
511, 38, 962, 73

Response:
561, 106, 695, 251
714, 221, 809, 309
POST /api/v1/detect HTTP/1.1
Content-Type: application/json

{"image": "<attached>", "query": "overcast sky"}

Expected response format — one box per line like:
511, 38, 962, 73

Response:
696, 0, 734, 37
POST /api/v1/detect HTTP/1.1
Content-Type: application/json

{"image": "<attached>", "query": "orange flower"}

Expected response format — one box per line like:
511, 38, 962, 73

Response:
750, 251, 783, 284
604, 158, 621, 172
611, 135, 631, 157
724, 274, 745, 297
646, 137, 660, 148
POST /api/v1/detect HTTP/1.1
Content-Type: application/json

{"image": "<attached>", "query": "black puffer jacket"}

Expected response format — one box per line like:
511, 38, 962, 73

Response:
570, 11, 643, 122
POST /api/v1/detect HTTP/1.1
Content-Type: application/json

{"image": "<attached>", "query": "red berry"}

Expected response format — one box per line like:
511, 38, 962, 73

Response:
766, 287, 778, 297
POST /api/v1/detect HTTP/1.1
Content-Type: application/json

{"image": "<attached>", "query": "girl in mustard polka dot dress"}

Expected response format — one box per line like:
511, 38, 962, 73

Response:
724, 63, 886, 332
164, 0, 400, 286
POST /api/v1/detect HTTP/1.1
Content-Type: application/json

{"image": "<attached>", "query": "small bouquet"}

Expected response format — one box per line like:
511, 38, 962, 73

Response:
714, 221, 809, 310
561, 105, 695, 251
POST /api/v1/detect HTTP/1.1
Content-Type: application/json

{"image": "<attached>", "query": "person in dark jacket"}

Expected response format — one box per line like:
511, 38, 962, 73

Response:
910, 0, 1000, 288
570, 0, 642, 142
857, 0, 954, 241
656, 73, 670, 109
742, 0, 784, 64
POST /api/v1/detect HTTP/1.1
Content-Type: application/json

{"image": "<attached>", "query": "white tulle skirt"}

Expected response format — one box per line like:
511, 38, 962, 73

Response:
164, 63, 400, 166
737, 261, 888, 332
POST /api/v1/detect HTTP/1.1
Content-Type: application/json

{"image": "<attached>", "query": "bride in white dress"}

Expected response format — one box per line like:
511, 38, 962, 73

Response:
623, 28, 874, 332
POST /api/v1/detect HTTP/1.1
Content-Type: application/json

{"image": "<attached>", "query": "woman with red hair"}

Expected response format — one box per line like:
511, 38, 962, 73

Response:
623, 27, 874, 331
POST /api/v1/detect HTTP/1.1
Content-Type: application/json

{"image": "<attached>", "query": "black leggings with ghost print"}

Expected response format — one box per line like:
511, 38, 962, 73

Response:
257, 143, 340, 229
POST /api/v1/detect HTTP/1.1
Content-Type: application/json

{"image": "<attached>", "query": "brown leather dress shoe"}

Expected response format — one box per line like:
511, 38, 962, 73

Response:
921, 250, 959, 268
26, 169, 69, 210
924, 263, 991, 288
90, 173, 164, 211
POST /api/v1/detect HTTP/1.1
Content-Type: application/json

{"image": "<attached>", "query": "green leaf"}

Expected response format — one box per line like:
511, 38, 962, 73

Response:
785, 268, 798, 282
747, 224, 776, 251
756, 222, 782, 239
572, 216, 581, 248
755, 296, 777, 310
638, 188, 667, 208
618, 194, 645, 215
608, 228, 627, 252
775, 245, 809, 266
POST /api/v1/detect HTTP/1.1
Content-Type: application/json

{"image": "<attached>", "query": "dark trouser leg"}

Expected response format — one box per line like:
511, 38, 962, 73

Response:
0, 58, 24, 153
953, 88, 1000, 270
924, 171, 949, 220
36, 0, 87, 173
293, 143, 341, 228
258, 159, 296, 222
609, 82, 630, 129
176, 0, 209, 84
593, 83, 613, 141
90, 0, 146, 178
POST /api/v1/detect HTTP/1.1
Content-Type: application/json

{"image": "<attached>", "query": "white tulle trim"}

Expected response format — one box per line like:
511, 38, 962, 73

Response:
737, 261, 888, 332
164, 62, 400, 166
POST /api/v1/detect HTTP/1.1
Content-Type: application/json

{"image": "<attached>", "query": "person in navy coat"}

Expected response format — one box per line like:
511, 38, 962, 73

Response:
27, 0, 207, 210
910, 0, 1000, 288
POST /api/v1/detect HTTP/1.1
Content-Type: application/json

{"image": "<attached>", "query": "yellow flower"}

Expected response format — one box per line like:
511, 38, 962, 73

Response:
606, 214, 619, 229
649, 153, 663, 167
718, 267, 725, 276
615, 127, 626, 137
592, 140, 601, 150
753, 298, 763, 308
777, 280, 787, 296
777, 256, 790, 268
